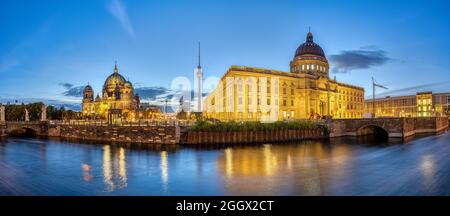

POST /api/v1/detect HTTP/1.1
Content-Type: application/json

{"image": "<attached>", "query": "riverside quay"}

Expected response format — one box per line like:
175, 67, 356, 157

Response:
1, 117, 447, 145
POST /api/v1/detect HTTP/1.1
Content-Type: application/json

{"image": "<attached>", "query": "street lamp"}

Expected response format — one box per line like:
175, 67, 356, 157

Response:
372, 77, 388, 118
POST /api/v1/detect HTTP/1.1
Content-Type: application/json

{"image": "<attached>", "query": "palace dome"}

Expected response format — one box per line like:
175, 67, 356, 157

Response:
104, 64, 126, 87
294, 32, 325, 58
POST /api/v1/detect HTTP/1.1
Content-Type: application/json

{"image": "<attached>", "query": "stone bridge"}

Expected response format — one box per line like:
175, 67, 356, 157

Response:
0, 121, 180, 144
328, 117, 449, 139
0, 121, 51, 137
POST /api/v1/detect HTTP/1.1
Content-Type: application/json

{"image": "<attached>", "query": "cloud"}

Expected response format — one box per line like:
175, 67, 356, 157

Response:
108, 0, 135, 38
135, 86, 209, 101
376, 81, 450, 97
135, 87, 173, 100
62, 86, 85, 97
329, 46, 391, 73
54, 84, 210, 112
59, 82, 74, 89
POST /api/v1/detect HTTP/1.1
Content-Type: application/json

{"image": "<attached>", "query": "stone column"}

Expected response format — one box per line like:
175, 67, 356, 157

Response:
25, 108, 30, 122
0, 106, 5, 122
41, 104, 47, 121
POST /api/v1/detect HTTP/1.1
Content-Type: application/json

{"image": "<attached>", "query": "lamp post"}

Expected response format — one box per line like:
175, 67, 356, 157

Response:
372, 77, 388, 118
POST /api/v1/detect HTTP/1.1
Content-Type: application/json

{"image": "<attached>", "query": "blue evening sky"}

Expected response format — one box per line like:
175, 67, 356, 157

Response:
1, 0, 449, 104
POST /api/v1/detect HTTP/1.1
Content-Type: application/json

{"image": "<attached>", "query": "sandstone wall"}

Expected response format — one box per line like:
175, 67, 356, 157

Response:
181, 128, 326, 145
413, 117, 448, 134
58, 125, 179, 144
0, 122, 6, 137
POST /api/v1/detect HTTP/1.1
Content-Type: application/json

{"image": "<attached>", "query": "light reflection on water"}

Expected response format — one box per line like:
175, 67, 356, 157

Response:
0, 132, 450, 195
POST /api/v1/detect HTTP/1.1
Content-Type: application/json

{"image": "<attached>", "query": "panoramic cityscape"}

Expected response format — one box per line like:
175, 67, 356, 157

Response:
1, 0, 450, 205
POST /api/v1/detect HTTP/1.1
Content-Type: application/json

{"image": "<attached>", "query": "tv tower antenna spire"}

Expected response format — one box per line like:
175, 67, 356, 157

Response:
196, 42, 203, 113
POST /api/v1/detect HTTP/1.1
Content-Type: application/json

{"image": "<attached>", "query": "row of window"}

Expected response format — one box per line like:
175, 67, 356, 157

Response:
339, 95, 363, 102
339, 103, 363, 110
292, 64, 327, 73
336, 112, 363, 119
338, 90, 363, 97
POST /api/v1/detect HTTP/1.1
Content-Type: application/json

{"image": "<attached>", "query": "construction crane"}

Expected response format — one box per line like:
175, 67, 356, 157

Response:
372, 77, 388, 118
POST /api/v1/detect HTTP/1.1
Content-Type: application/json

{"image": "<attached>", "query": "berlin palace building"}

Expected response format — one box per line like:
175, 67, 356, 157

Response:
203, 31, 365, 122
365, 92, 450, 118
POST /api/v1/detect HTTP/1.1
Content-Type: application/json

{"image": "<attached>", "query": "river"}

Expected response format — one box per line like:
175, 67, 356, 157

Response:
0, 132, 449, 195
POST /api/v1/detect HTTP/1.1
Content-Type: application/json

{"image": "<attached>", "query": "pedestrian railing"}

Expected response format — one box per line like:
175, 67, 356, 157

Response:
48, 119, 196, 127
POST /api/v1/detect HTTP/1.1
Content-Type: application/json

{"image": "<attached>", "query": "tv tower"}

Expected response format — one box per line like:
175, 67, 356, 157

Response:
196, 42, 203, 112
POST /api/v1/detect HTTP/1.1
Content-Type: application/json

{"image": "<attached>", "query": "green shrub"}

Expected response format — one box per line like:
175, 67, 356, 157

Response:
188, 120, 325, 132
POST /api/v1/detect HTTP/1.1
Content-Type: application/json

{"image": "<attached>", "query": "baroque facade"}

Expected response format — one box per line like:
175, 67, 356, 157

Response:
82, 63, 140, 120
203, 31, 365, 122
364, 92, 450, 117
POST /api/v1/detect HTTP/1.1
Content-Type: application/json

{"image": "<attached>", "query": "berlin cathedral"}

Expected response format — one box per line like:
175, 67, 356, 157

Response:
204, 31, 365, 121
82, 63, 140, 120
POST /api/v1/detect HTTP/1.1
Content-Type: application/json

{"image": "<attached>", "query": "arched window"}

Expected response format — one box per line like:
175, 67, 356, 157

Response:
247, 78, 253, 92
237, 78, 243, 92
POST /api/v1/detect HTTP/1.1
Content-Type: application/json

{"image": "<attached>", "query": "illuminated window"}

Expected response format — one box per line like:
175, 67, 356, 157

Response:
312, 65, 315, 70
302, 65, 305, 70
307, 65, 310, 70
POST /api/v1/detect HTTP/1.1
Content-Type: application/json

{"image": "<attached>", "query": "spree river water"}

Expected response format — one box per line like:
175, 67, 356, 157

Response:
0, 132, 449, 195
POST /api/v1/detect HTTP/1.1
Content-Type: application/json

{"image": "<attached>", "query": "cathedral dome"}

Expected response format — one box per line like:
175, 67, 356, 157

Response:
104, 64, 126, 87
294, 32, 325, 58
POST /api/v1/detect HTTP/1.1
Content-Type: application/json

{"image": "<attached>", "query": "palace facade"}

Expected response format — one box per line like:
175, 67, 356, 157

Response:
82, 63, 140, 120
203, 31, 365, 122
364, 92, 450, 117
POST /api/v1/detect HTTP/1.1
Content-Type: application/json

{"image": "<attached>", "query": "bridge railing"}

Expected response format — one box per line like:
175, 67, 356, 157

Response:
49, 120, 196, 127
5, 121, 42, 124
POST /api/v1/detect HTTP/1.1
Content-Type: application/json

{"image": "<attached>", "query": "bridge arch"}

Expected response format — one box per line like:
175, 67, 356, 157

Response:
356, 124, 389, 140
8, 126, 38, 137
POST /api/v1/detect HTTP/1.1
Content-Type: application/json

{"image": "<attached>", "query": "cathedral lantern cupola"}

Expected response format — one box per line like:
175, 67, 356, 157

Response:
290, 29, 329, 77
